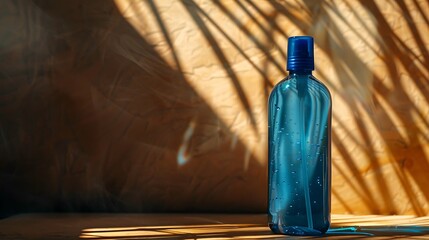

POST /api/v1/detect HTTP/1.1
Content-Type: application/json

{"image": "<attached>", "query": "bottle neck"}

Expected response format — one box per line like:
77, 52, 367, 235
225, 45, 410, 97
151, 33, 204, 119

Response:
288, 70, 312, 77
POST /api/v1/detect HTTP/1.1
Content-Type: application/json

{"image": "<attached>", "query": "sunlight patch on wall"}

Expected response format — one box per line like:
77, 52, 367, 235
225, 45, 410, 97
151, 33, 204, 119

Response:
111, 0, 429, 214
112, 0, 292, 166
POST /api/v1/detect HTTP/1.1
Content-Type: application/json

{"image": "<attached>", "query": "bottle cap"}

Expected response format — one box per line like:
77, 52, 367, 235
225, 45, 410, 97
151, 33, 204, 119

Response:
287, 36, 314, 71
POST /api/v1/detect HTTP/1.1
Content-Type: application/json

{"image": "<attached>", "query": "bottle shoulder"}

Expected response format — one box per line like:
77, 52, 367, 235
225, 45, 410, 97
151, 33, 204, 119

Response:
268, 77, 288, 103
269, 75, 332, 102
308, 75, 332, 98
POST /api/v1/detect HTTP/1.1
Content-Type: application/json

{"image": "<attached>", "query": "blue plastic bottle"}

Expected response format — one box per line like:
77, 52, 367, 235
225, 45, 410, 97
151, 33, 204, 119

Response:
268, 36, 331, 235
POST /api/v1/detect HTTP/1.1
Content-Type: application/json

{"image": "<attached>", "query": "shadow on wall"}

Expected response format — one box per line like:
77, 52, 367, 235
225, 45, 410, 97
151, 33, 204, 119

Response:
0, 0, 428, 217
314, 0, 429, 215
0, 0, 266, 217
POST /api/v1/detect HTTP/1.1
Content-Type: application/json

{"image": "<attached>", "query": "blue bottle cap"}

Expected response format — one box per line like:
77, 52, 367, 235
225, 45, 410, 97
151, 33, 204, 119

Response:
287, 36, 314, 71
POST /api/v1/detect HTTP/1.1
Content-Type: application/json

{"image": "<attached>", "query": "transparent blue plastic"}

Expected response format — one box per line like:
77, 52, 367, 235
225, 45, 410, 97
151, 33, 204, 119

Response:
268, 71, 331, 235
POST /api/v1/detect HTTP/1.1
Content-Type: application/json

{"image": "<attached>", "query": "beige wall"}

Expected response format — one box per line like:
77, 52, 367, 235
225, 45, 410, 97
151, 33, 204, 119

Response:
0, 0, 428, 216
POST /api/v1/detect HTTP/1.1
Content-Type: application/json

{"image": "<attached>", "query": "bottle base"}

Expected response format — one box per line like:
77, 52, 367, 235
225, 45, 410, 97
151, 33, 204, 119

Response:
269, 223, 328, 236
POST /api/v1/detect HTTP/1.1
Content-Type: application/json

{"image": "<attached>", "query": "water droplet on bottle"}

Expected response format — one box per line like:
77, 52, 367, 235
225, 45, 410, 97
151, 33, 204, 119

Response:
295, 181, 299, 184
276, 107, 280, 111
296, 141, 300, 145
291, 171, 296, 174
289, 205, 293, 208
316, 177, 322, 186
313, 201, 317, 204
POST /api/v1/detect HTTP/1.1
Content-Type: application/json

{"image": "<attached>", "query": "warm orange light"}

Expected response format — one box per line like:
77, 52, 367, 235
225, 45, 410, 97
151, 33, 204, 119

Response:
110, 0, 429, 215
80, 223, 275, 239
80, 215, 429, 239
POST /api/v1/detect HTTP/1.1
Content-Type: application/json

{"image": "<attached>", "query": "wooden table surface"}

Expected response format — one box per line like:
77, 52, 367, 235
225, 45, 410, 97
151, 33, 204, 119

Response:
1, 214, 429, 239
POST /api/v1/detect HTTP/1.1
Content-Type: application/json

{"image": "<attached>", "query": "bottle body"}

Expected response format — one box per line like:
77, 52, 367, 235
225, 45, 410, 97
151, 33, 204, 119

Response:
268, 73, 331, 235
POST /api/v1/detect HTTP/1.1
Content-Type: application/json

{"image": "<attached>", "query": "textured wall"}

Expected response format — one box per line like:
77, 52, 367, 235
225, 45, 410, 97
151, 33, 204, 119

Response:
0, 0, 428, 216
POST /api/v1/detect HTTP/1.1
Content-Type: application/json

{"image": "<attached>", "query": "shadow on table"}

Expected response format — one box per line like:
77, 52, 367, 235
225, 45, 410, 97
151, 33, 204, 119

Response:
80, 224, 429, 239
